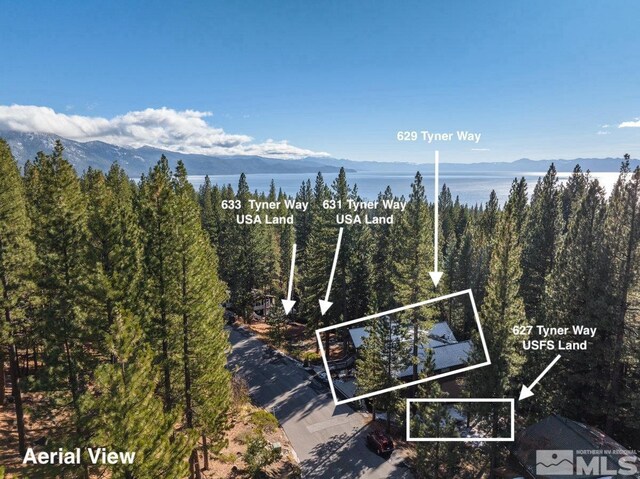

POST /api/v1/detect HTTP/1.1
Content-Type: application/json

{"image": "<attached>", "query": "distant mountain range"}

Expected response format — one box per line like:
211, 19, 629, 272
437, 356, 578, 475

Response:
2, 130, 638, 176
311, 156, 640, 174
1, 131, 352, 176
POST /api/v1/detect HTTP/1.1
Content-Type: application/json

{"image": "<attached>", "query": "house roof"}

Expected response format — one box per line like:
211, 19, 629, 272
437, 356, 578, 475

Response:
397, 340, 472, 377
513, 414, 636, 479
348, 327, 368, 349
429, 321, 459, 343
348, 321, 458, 349
348, 322, 471, 376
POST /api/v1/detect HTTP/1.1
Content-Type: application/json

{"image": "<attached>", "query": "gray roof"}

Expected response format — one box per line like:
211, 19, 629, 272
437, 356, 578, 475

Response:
429, 321, 459, 343
348, 322, 471, 377
333, 379, 357, 399
514, 415, 635, 479
397, 340, 472, 378
431, 340, 473, 371
348, 321, 457, 349
348, 327, 369, 349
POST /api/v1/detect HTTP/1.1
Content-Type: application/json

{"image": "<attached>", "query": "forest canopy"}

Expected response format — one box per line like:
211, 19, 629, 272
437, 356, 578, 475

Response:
1, 138, 639, 478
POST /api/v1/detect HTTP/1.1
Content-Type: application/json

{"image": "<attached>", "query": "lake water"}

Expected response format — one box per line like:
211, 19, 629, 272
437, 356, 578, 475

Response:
187, 171, 621, 205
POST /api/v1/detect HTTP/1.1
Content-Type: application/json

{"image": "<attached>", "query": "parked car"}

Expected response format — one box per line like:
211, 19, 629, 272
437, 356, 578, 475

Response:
366, 430, 394, 456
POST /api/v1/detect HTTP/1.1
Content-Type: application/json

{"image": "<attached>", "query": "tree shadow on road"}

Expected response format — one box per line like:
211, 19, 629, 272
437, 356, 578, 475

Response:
301, 423, 400, 479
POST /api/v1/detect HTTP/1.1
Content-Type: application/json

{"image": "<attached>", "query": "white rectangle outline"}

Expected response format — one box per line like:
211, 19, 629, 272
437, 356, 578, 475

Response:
406, 398, 515, 442
315, 289, 491, 406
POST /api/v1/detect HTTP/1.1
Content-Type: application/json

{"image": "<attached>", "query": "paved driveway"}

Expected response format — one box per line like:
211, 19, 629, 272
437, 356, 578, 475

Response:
227, 326, 413, 479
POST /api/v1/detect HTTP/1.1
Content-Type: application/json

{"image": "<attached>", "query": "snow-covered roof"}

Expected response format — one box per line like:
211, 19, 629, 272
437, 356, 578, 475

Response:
397, 340, 473, 377
348, 321, 458, 349
348, 327, 368, 349
348, 322, 471, 377
432, 341, 472, 371
429, 321, 458, 344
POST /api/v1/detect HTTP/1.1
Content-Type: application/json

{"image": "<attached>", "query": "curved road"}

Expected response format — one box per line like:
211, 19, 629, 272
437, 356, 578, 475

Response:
227, 326, 413, 479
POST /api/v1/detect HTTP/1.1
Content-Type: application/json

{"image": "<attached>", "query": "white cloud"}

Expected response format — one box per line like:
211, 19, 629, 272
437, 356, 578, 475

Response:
596, 130, 610, 135
619, 118, 640, 128
0, 104, 329, 159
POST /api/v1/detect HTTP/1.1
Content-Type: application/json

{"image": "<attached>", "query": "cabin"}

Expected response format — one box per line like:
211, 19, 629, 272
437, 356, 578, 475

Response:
327, 320, 472, 400
347, 320, 472, 378
253, 294, 275, 317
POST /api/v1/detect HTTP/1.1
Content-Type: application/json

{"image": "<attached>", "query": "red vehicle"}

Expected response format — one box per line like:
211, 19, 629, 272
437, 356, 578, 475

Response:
366, 430, 395, 456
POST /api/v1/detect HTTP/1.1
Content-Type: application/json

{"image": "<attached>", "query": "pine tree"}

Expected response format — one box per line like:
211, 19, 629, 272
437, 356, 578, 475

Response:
391, 172, 435, 384
450, 229, 475, 336
472, 190, 500, 307
138, 155, 179, 411
330, 169, 373, 324
504, 177, 528, 238
267, 302, 289, 347
199, 175, 218, 245
24, 140, 94, 477
355, 315, 410, 429
439, 185, 456, 314
480, 190, 500, 235
83, 164, 143, 356
544, 179, 609, 422
412, 400, 461, 478
226, 173, 271, 319
412, 353, 464, 479
344, 216, 374, 320
261, 180, 282, 296
216, 184, 237, 289
443, 198, 473, 336
372, 187, 396, 310
521, 165, 561, 324
300, 173, 335, 346
331, 168, 352, 327
81, 311, 192, 479
277, 188, 295, 301
439, 184, 456, 268
602, 162, 640, 434
559, 165, 589, 232
465, 201, 527, 476
294, 179, 313, 252
0, 139, 35, 455
173, 162, 231, 476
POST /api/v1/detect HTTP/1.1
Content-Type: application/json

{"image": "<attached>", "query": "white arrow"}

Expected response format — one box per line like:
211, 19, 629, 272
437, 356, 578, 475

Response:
429, 150, 443, 287
519, 354, 561, 401
281, 243, 297, 315
319, 227, 343, 315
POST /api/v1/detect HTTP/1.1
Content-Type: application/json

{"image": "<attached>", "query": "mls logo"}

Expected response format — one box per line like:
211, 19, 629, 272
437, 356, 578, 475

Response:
536, 450, 574, 475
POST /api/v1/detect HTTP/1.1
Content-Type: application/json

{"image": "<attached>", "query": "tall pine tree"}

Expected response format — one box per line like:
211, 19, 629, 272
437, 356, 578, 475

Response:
173, 161, 231, 477
83, 164, 143, 356
544, 179, 609, 423
355, 315, 410, 429
138, 155, 179, 411
24, 141, 94, 477
521, 165, 560, 324
0, 139, 35, 455
602, 161, 640, 434
391, 172, 434, 385
466, 197, 527, 476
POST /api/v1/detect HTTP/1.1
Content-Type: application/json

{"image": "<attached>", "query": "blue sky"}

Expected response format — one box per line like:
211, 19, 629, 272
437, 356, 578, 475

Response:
0, 0, 639, 163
